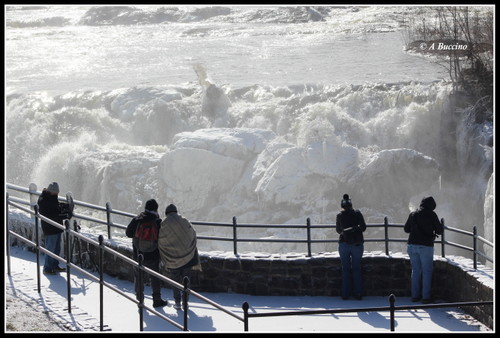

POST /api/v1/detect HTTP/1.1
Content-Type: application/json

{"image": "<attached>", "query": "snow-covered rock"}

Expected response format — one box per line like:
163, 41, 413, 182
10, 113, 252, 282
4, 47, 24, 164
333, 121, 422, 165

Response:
348, 148, 440, 210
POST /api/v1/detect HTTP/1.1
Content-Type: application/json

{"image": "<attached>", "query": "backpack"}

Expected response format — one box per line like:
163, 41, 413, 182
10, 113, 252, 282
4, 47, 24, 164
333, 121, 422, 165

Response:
133, 219, 159, 253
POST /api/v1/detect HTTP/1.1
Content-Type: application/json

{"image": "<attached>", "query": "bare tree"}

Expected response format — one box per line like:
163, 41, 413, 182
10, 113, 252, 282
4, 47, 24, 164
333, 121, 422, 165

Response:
402, 6, 493, 100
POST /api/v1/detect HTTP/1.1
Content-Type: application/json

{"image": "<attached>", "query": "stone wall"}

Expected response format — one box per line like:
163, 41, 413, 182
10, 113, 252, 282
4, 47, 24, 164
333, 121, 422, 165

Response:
7, 213, 493, 329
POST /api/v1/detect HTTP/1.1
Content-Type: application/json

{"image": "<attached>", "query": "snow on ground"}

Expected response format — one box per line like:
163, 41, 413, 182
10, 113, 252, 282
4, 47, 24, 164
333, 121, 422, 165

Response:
4, 245, 491, 333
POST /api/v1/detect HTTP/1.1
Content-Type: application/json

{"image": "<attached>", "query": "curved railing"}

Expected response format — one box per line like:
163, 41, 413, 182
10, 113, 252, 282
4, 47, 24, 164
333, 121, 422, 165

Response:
6, 183, 493, 267
5, 193, 244, 331
5, 182, 494, 331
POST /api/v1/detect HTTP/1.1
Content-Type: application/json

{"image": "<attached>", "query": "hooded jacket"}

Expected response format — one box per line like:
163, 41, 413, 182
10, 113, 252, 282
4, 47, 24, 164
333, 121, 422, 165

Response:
126, 210, 161, 260
37, 189, 65, 235
404, 196, 444, 247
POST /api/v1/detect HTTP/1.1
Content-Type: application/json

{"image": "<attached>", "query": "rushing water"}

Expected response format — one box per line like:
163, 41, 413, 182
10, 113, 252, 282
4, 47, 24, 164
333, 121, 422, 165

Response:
5, 5, 493, 255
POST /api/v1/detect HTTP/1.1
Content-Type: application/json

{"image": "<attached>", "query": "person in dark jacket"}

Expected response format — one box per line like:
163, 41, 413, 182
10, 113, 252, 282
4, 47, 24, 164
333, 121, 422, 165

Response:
336, 194, 367, 300
404, 196, 443, 304
38, 182, 68, 275
126, 199, 168, 308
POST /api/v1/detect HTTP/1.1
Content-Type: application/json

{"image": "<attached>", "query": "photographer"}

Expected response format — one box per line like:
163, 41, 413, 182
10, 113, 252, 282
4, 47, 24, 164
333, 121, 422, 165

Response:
336, 194, 366, 300
38, 182, 72, 275
404, 196, 443, 304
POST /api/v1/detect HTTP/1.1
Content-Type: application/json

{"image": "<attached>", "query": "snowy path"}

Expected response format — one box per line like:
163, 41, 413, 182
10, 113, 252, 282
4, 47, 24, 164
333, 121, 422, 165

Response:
4, 246, 490, 332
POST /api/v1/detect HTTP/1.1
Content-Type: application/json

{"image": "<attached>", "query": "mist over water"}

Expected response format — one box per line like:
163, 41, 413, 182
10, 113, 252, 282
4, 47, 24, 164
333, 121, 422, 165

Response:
5, 5, 493, 256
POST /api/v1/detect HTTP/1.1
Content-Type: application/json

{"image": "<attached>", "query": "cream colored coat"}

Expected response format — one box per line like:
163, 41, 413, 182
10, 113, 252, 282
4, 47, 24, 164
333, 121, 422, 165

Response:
158, 213, 198, 269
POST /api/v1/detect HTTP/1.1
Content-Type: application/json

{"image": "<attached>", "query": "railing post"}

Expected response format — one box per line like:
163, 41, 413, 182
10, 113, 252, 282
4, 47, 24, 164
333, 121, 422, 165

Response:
73, 220, 83, 268
306, 218, 311, 257
106, 202, 113, 240
242, 302, 249, 332
6, 192, 11, 276
473, 226, 477, 270
29, 182, 38, 214
233, 216, 238, 256
440, 218, 445, 258
29, 183, 37, 242
384, 217, 389, 256
34, 205, 41, 293
137, 254, 144, 331
65, 219, 72, 314
183, 276, 190, 331
98, 235, 104, 331
389, 294, 396, 332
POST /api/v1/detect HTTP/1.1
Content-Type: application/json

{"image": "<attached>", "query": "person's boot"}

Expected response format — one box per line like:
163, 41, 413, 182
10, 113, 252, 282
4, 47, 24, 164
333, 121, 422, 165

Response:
153, 299, 169, 308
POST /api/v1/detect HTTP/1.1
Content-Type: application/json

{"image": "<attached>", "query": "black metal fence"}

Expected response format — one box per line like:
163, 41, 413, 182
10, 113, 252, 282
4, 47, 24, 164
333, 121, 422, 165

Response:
6, 183, 494, 268
5, 182, 495, 332
241, 295, 493, 332
5, 196, 244, 331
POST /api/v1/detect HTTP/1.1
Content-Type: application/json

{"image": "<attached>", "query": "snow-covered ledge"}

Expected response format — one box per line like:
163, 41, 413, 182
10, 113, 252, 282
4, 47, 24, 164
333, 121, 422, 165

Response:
8, 211, 493, 329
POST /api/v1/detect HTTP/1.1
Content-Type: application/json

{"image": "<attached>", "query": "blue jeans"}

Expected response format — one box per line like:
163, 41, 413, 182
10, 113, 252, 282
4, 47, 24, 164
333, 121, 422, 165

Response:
407, 244, 434, 300
339, 242, 364, 298
44, 233, 62, 271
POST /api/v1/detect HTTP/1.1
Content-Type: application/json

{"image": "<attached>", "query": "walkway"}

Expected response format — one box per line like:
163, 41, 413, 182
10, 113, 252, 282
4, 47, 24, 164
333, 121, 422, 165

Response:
5, 246, 490, 332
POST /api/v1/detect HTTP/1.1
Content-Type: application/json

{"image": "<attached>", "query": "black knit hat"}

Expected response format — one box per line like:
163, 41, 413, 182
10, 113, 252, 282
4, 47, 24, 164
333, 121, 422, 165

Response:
165, 203, 178, 215
341, 194, 352, 208
145, 199, 159, 212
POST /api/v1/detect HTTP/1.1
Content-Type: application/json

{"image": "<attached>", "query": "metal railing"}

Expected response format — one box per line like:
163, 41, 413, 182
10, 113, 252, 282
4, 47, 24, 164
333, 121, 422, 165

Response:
6, 183, 494, 268
5, 182, 494, 332
241, 295, 494, 332
6, 195, 245, 332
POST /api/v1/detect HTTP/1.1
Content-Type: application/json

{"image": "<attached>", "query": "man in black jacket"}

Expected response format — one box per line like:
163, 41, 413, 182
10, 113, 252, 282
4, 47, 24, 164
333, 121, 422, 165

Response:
404, 196, 444, 304
336, 194, 367, 300
126, 199, 168, 308
38, 182, 68, 275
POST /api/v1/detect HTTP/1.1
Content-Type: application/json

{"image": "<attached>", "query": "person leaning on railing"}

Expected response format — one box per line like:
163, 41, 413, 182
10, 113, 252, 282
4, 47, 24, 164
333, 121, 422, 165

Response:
336, 194, 367, 300
404, 196, 444, 304
158, 204, 202, 310
38, 182, 71, 275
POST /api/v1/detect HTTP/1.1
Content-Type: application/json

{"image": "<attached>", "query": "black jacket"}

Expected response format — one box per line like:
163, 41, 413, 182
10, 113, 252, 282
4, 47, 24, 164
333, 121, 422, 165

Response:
404, 196, 443, 247
37, 190, 65, 235
336, 208, 367, 244
126, 211, 161, 260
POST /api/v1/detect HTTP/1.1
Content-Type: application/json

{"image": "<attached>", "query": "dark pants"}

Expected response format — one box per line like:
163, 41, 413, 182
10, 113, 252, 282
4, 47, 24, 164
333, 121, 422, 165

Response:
134, 255, 162, 302
168, 251, 199, 304
169, 266, 193, 304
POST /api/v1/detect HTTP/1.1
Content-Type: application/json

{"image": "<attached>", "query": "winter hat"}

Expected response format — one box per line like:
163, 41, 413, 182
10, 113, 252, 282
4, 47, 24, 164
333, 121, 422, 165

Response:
341, 194, 352, 208
145, 199, 159, 212
47, 182, 60, 194
165, 204, 178, 215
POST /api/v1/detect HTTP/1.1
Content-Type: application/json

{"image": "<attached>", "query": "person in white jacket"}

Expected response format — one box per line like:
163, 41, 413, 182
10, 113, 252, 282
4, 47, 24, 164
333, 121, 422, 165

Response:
158, 204, 201, 309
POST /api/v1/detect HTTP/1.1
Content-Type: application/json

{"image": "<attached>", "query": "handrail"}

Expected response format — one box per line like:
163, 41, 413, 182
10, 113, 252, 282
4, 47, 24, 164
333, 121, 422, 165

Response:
6, 196, 245, 332
241, 295, 494, 331
6, 182, 494, 265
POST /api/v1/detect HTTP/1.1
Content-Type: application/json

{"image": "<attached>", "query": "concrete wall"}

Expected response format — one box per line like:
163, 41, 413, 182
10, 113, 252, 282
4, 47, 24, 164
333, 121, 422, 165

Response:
7, 214, 493, 329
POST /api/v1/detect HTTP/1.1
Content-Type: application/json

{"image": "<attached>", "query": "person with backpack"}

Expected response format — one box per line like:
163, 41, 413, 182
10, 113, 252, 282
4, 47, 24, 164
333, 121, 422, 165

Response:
158, 204, 201, 310
404, 196, 444, 304
336, 194, 367, 300
126, 199, 168, 308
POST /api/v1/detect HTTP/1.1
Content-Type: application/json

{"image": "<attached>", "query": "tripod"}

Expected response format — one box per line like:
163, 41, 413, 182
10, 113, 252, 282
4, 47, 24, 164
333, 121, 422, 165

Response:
70, 219, 99, 272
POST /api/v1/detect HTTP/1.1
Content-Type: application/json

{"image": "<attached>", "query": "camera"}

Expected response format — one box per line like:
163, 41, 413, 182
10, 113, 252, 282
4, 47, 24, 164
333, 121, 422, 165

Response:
59, 202, 73, 219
